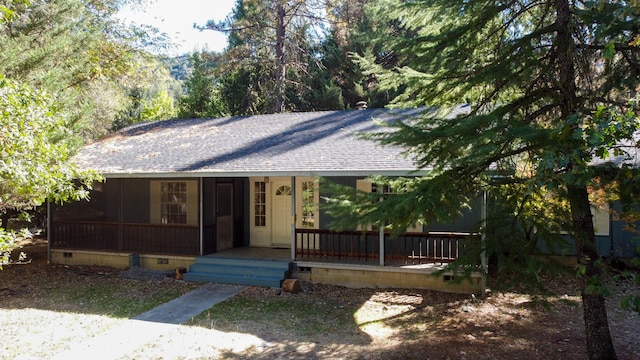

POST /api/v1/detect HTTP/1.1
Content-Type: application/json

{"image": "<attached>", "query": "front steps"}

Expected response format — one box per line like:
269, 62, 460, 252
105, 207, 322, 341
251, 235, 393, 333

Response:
183, 256, 291, 288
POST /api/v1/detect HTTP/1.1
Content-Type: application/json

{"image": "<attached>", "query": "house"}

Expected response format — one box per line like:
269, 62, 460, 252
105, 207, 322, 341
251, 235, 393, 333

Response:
48, 107, 639, 293
49, 108, 486, 293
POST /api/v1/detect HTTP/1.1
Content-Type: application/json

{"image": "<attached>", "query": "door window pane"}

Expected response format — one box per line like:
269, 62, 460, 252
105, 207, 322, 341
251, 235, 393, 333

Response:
254, 182, 266, 227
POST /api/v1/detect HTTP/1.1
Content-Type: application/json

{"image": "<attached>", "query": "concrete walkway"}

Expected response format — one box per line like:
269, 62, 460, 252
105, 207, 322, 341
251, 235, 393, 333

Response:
134, 283, 245, 324
51, 283, 245, 359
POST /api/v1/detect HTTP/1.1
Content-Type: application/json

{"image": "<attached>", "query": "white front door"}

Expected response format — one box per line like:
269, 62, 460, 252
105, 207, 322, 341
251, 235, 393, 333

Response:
271, 182, 291, 247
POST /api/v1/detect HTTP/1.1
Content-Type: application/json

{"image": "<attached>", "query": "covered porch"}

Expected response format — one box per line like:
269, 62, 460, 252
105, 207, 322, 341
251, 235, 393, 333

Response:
198, 225, 474, 266
292, 229, 483, 293
186, 229, 483, 294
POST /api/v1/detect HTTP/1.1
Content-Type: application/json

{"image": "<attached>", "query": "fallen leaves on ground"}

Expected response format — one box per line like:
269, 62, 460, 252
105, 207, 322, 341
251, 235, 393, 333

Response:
1, 241, 638, 359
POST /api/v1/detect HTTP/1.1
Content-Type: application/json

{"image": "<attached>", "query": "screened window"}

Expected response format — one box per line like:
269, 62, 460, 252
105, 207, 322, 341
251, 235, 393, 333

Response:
254, 181, 266, 227
160, 182, 188, 224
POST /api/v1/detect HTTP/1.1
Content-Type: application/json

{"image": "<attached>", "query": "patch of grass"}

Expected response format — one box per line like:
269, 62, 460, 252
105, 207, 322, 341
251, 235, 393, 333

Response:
1, 263, 199, 318
43, 277, 199, 318
192, 293, 359, 337
62, 282, 189, 318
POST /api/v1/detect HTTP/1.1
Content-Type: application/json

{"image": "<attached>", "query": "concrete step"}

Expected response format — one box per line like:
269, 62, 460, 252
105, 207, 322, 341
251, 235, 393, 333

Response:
184, 256, 290, 288
188, 263, 287, 276
183, 272, 283, 288
191, 256, 291, 270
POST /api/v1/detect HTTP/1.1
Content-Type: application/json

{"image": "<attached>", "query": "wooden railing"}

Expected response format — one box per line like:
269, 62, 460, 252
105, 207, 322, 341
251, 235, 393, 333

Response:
52, 221, 200, 256
295, 229, 474, 264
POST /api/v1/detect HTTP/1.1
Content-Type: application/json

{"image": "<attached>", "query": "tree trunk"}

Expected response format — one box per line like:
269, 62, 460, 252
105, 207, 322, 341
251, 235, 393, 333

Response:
567, 185, 617, 360
273, 0, 286, 113
554, 0, 617, 358
1, 211, 9, 230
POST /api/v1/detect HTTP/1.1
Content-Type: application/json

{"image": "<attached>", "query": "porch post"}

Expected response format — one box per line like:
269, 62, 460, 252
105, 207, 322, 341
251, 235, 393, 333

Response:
379, 195, 384, 266
480, 190, 488, 295
379, 225, 385, 266
290, 176, 296, 261
46, 199, 51, 264
199, 177, 203, 256
118, 179, 123, 251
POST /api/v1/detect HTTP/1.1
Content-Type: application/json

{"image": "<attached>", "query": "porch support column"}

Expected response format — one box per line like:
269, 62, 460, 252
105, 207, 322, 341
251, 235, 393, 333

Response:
379, 195, 385, 266
480, 190, 488, 295
379, 225, 385, 266
199, 177, 203, 256
290, 176, 296, 261
118, 179, 123, 251
46, 200, 51, 264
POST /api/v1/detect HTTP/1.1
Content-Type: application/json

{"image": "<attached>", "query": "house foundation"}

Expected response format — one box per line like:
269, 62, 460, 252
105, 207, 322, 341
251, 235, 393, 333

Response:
50, 249, 195, 271
294, 261, 483, 294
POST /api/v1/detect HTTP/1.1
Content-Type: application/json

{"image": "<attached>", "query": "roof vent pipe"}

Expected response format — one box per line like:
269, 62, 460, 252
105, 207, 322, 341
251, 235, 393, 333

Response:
355, 101, 367, 110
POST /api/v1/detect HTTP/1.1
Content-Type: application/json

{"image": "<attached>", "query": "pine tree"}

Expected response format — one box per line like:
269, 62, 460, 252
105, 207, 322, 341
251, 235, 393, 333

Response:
204, 0, 326, 114
177, 52, 225, 119
326, 1, 640, 359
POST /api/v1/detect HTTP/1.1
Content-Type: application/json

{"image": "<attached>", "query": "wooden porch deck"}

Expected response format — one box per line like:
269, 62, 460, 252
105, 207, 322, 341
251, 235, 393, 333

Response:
203, 247, 292, 261
204, 246, 451, 271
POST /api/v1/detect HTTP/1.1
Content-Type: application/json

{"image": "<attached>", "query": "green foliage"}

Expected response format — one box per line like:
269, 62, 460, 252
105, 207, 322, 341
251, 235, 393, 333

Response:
0, 0, 169, 140
163, 54, 192, 81
324, 2, 639, 355
343, 0, 640, 274
0, 75, 99, 209
205, 0, 349, 114
177, 52, 225, 118
0, 74, 100, 265
111, 57, 182, 130
141, 89, 176, 121
322, 175, 474, 234
0, 227, 28, 269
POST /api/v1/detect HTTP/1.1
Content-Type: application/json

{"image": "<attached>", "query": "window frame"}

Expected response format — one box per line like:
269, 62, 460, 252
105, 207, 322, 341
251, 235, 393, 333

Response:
150, 180, 198, 226
296, 178, 319, 229
254, 181, 267, 227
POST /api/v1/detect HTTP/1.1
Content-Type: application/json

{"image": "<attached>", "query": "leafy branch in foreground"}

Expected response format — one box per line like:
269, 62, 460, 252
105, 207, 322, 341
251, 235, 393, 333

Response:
0, 74, 101, 266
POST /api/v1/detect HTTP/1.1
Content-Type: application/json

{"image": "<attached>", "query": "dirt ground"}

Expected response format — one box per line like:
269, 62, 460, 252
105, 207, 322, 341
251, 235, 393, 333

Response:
1, 241, 639, 359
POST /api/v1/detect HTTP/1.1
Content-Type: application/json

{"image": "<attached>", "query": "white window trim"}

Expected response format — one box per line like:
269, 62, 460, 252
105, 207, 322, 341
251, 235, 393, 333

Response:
296, 177, 320, 229
249, 177, 272, 247
150, 180, 198, 225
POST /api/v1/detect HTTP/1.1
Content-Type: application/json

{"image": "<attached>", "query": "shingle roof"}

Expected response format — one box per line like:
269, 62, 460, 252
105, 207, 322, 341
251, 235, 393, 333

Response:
591, 135, 640, 169
74, 108, 428, 178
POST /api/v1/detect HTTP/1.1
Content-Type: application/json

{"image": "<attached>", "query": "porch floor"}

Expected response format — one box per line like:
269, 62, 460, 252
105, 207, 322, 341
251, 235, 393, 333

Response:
205, 247, 451, 270
203, 247, 292, 261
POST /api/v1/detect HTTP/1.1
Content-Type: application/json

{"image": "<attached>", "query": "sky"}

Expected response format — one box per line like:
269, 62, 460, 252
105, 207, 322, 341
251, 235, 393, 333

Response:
118, 0, 236, 56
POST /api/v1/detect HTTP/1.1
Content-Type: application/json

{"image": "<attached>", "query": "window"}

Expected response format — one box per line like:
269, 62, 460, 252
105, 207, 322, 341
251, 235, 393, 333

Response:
150, 180, 197, 225
276, 185, 291, 195
295, 177, 319, 229
301, 181, 315, 228
254, 181, 266, 227
160, 182, 187, 224
592, 203, 610, 236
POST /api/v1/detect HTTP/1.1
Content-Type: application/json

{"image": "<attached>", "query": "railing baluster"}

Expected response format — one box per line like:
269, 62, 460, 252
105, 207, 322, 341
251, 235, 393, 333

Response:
51, 224, 472, 265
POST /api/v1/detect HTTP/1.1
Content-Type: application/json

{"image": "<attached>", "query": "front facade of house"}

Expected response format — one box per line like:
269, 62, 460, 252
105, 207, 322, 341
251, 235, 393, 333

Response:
50, 108, 487, 293
49, 108, 639, 293
51, 173, 483, 293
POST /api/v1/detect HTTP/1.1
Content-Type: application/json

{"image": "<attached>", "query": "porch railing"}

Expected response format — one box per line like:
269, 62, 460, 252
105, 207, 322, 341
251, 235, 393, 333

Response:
51, 221, 200, 256
295, 228, 474, 265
